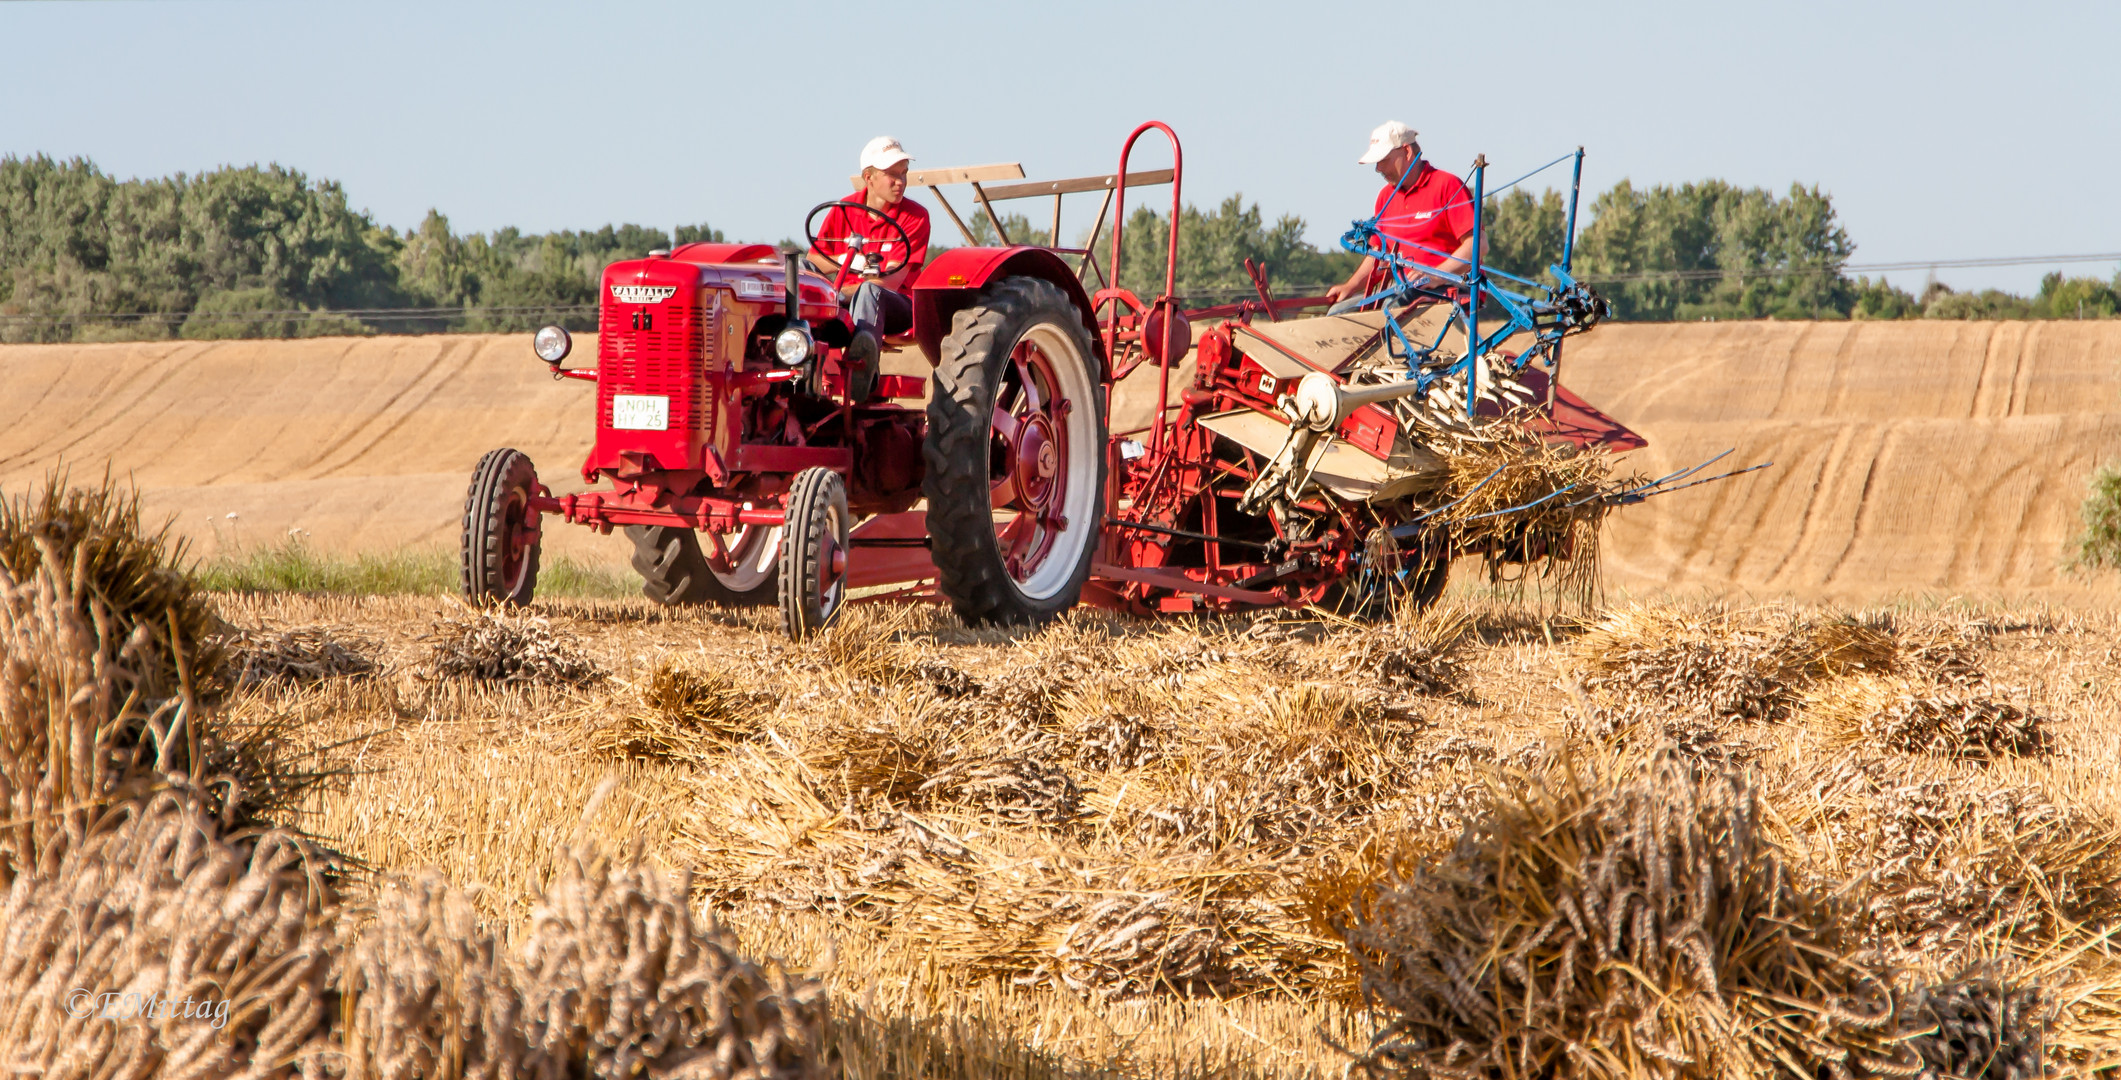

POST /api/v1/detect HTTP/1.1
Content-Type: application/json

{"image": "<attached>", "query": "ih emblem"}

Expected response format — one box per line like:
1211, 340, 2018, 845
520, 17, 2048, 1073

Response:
610, 285, 677, 304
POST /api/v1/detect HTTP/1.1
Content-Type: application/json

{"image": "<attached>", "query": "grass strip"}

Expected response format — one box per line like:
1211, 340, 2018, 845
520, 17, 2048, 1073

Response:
195, 538, 634, 599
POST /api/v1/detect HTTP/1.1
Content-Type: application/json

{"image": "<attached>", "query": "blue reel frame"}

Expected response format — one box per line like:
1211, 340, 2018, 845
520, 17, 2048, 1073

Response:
1331, 148, 1607, 418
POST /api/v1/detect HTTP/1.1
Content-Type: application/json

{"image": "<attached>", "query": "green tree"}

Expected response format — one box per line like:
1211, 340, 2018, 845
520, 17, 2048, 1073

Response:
2027, 271, 2120, 319
1919, 281, 2032, 320
959, 211, 1050, 249
1850, 276, 1920, 320
1113, 195, 1357, 301
1481, 188, 1568, 286
0, 155, 402, 342
1571, 180, 1853, 320
14, 151, 2115, 337
180, 286, 365, 339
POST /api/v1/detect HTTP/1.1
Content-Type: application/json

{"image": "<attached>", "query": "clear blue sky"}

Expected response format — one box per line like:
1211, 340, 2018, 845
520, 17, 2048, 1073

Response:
4, 0, 2117, 295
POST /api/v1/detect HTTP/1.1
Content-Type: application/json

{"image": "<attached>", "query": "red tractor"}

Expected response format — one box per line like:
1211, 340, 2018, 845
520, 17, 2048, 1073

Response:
463, 123, 1666, 636
461, 160, 1118, 636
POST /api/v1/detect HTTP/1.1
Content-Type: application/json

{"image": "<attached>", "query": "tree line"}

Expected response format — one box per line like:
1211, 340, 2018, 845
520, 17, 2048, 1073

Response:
3, 153, 2114, 343
1476, 180, 2118, 322
0, 155, 719, 342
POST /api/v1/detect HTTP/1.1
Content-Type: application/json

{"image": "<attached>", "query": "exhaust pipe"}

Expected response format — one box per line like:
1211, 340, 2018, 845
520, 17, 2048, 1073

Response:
783, 250, 802, 323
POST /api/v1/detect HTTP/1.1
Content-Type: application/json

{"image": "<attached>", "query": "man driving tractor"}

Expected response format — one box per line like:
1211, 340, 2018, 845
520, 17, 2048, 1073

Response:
809, 135, 932, 400
1325, 121, 1479, 306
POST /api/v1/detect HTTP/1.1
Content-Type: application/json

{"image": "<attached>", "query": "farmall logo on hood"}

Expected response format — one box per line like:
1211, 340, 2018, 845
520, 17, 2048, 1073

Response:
610, 285, 677, 304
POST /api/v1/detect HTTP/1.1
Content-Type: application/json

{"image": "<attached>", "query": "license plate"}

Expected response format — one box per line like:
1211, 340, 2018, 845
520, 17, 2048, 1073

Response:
611, 394, 669, 431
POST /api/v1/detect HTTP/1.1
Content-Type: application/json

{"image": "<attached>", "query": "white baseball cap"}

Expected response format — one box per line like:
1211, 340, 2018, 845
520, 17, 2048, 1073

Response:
860, 136, 912, 172
1357, 121, 1418, 165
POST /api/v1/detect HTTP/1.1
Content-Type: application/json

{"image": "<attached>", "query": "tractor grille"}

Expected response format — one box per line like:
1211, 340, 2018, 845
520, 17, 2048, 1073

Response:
598, 293, 713, 433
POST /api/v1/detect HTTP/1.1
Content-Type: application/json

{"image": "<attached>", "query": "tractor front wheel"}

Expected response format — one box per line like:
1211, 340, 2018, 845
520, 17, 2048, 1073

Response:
626, 524, 781, 607
924, 277, 1106, 626
777, 467, 851, 638
461, 448, 542, 605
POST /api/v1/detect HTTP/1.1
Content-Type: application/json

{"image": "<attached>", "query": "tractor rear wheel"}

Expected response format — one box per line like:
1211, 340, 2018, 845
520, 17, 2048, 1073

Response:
924, 277, 1105, 626
625, 524, 780, 606
461, 448, 542, 606
777, 467, 851, 638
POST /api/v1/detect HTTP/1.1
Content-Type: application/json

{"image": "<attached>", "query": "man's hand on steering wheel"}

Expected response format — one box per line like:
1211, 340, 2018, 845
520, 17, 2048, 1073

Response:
804, 201, 914, 294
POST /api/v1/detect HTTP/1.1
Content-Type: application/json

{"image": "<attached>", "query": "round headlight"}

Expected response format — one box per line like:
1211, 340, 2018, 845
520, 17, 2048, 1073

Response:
773, 325, 812, 366
533, 325, 572, 364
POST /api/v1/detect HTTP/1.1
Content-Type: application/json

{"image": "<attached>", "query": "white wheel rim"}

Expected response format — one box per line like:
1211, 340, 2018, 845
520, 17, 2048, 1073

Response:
993, 322, 1098, 602
712, 524, 781, 592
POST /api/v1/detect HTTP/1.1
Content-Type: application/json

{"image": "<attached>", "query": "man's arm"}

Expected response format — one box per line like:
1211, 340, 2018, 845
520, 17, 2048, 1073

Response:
1426, 233, 1481, 278
876, 264, 915, 291
1324, 229, 1485, 303
874, 210, 930, 292
1325, 255, 1380, 303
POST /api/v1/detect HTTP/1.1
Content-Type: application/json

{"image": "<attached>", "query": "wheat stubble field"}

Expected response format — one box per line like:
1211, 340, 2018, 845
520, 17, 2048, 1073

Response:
5, 317, 2121, 1077
190, 584, 2118, 1077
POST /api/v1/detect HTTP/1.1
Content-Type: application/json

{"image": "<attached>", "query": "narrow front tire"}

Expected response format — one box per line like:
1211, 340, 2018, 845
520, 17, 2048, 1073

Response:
461, 448, 542, 606
778, 468, 851, 638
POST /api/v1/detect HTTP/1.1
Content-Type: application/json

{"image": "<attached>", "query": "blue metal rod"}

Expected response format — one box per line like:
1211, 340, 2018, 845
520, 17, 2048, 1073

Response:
1560, 448, 1735, 509
1391, 465, 1508, 537
1480, 266, 1548, 291
1628, 461, 1775, 499
1642, 447, 1733, 490
1467, 157, 1484, 420
1459, 481, 1581, 522
1359, 232, 1469, 274
1562, 147, 1584, 273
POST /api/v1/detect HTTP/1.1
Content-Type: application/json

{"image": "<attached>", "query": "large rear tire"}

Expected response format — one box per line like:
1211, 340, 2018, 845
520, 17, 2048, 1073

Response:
461, 448, 542, 606
924, 277, 1105, 627
625, 524, 781, 607
778, 467, 851, 638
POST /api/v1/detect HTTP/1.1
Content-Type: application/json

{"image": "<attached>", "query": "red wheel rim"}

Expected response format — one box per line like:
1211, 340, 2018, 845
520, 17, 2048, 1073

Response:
988, 338, 1072, 586
817, 525, 847, 619
500, 488, 535, 594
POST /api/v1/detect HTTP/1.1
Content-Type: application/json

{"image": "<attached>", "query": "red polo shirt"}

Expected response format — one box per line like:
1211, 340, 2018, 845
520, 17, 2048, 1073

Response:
815, 193, 931, 280
1369, 163, 1475, 274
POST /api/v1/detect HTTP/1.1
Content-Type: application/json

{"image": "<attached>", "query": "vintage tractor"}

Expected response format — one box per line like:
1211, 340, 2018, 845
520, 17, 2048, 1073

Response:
463, 123, 1750, 634
461, 168, 1116, 636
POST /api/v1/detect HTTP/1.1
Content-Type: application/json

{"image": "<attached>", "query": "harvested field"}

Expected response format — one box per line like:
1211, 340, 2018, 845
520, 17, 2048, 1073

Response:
166, 587, 2121, 1076
4, 313, 2120, 1074
4, 319, 2119, 603
1562, 319, 2121, 602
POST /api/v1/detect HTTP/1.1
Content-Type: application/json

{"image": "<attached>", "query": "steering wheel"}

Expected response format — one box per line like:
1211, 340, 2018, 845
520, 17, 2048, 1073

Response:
803, 200, 915, 292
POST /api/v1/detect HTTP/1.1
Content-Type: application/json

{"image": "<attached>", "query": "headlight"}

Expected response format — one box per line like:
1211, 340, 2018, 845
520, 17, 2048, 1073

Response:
773, 325, 812, 366
533, 325, 572, 364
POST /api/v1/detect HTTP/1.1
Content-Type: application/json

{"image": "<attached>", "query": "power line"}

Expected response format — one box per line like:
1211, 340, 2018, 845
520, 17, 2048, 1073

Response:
1584, 250, 2121, 285
1177, 247, 2121, 299
0, 304, 597, 325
